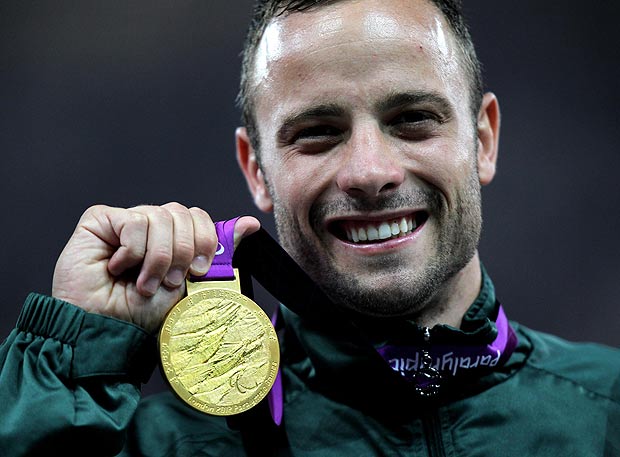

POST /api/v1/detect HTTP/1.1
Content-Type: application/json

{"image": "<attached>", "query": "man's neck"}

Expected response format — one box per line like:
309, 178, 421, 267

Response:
415, 252, 483, 329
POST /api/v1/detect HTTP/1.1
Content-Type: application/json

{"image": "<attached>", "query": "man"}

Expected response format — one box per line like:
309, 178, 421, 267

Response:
1, 0, 619, 455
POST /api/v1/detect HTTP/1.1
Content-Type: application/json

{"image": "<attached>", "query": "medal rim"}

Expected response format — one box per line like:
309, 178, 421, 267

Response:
159, 288, 280, 416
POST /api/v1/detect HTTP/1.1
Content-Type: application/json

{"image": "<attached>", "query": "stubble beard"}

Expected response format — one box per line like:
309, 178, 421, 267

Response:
268, 167, 483, 320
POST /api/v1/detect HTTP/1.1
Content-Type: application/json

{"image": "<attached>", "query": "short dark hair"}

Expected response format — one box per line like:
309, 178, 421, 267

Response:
238, 0, 483, 156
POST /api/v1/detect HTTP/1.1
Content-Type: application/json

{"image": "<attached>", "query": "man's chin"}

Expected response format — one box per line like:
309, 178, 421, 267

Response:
319, 277, 436, 319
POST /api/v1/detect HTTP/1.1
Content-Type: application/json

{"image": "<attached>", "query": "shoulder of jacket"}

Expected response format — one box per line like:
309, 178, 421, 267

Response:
516, 323, 620, 404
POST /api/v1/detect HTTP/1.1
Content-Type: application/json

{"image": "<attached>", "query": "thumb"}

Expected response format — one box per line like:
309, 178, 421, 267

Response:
233, 215, 261, 250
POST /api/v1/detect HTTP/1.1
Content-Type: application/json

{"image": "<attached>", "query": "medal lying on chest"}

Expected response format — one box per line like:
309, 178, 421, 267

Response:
159, 219, 280, 416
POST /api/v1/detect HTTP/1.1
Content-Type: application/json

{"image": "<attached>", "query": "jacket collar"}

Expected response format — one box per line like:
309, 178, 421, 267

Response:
279, 266, 530, 416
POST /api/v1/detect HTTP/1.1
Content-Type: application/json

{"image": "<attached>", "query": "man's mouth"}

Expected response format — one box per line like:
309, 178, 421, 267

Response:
329, 212, 429, 244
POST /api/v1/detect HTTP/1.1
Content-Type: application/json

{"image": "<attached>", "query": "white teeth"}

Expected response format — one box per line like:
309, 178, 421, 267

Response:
367, 226, 379, 241
344, 215, 421, 244
379, 222, 392, 239
399, 217, 408, 233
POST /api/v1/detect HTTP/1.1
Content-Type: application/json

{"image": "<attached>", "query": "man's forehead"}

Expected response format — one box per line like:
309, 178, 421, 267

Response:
253, 0, 456, 80
250, 0, 465, 122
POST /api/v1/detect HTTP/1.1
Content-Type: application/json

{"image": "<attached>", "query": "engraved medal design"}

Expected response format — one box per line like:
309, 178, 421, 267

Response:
159, 218, 280, 416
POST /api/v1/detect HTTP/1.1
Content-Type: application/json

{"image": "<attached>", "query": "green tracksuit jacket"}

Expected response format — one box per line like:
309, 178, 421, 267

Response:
1, 272, 619, 456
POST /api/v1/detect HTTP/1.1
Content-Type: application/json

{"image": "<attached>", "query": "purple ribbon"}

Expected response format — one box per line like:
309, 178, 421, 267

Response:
191, 218, 238, 281
191, 217, 283, 425
268, 306, 283, 426
377, 305, 518, 382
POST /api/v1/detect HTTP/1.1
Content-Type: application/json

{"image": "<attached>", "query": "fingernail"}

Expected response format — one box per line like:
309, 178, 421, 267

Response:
143, 277, 160, 296
166, 268, 185, 287
191, 255, 209, 274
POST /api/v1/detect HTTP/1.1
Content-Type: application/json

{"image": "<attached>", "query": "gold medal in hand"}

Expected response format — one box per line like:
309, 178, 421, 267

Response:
159, 219, 280, 416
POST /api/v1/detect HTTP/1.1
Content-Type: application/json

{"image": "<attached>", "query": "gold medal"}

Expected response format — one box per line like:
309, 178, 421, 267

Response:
159, 269, 280, 416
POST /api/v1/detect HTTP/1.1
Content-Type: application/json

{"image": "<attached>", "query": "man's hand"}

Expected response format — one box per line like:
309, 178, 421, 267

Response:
52, 203, 260, 334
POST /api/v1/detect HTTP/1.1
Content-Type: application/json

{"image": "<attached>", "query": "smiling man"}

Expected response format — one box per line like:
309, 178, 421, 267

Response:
1, 0, 619, 456
236, 0, 498, 329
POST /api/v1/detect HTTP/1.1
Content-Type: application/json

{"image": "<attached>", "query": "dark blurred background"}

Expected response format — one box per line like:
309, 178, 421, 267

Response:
1, 1, 619, 394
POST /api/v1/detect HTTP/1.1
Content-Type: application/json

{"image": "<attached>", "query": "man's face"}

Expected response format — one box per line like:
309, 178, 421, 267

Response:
240, 0, 497, 319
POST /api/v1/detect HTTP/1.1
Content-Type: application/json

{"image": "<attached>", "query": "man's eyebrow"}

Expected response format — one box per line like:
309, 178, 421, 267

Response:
277, 104, 345, 140
376, 91, 454, 116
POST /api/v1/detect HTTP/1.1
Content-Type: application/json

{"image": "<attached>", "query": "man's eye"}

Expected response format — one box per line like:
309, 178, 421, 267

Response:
389, 110, 441, 141
295, 125, 342, 139
390, 110, 437, 125
289, 125, 343, 153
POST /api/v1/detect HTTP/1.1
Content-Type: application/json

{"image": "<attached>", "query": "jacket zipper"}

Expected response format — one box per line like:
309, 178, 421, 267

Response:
422, 411, 446, 457
421, 326, 446, 457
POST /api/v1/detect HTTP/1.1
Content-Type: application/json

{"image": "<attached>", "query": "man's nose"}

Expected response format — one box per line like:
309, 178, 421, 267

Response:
335, 125, 405, 198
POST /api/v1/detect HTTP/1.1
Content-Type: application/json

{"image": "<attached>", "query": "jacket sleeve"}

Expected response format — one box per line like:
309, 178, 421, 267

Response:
0, 293, 157, 456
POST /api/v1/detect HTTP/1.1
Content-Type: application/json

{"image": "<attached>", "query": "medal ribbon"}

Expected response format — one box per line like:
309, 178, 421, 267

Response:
191, 217, 238, 281
376, 305, 518, 382
233, 228, 519, 389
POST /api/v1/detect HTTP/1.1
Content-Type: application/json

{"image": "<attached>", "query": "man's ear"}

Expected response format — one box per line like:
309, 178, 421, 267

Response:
236, 127, 274, 213
476, 92, 500, 186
